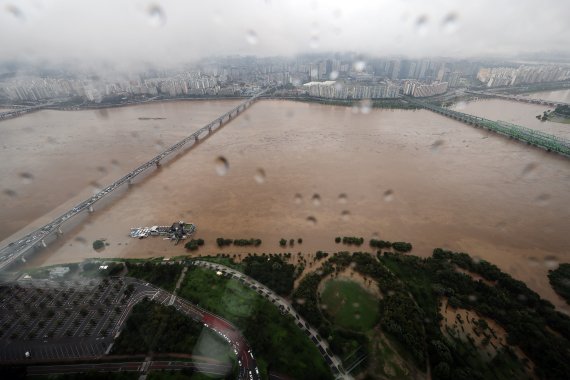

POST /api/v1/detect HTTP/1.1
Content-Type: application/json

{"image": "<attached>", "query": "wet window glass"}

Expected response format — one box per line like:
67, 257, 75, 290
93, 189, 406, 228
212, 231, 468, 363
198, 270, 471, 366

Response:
0, 1, 569, 379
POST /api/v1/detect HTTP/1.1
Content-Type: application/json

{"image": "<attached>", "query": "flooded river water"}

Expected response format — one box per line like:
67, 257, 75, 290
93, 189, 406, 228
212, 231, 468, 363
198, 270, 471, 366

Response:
1, 95, 569, 311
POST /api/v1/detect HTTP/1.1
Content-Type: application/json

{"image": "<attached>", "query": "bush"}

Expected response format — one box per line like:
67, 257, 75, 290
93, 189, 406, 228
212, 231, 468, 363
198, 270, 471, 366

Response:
92, 240, 105, 250
392, 242, 413, 252
335, 237, 341, 243
279, 238, 287, 246
370, 239, 392, 249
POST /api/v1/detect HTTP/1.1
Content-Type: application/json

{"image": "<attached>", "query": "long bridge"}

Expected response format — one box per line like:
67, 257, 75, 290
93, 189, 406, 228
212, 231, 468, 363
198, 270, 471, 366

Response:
0, 88, 272, 271
406, 97, 570, 157
0, 105, 45, 121
466, 90, 569, 108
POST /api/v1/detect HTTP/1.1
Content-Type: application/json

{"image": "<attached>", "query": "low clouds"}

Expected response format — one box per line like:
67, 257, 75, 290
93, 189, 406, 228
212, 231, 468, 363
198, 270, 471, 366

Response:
1, 0, 569, 69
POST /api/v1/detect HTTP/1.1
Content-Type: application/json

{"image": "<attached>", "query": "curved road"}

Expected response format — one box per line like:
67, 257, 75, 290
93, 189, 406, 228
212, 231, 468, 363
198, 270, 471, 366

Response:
191, 260, 350, 380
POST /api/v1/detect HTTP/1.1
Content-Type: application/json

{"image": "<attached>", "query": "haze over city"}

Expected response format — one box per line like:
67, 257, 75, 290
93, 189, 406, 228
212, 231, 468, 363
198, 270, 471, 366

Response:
1, 0, 570, 72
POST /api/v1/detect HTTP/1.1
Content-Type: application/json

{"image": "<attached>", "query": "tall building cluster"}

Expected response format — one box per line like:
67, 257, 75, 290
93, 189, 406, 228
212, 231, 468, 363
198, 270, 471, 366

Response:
477, 65, 570, 87
1, 55, 569, 104
402, 80, 449, 97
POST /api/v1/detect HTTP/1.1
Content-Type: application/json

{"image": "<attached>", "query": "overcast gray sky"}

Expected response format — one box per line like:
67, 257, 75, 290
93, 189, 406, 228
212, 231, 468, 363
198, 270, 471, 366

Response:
1, 0, 569, 69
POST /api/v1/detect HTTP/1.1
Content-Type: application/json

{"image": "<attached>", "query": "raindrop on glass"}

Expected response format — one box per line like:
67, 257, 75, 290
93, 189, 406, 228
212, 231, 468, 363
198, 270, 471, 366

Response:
383, 189, 394, 202
431, 139, 445, 152
246, 29, 258, 45
309, 36, 319, 49
3, 189, 17, 197
294, 193, 303, 204
521, 162, 538, 177
544, 256, 559, 270
468, 294, 477, 302
154, 140, 165, 151
338, 193, 347, 204
441, 13, 458, 34
19, 172, 34, 184
535, 193, 550, 206
311, 194, 321, 206
306, 216, 317, 226
254, 168, 266, 184
5, 4, 24, 21
353, 61, 366, 72
329, 71, 339, 80
147, 4, 166, 28
359, 99, 372, 114
215, 157, 229, 176
415, 15, 428, 36
341, 210, 350, 221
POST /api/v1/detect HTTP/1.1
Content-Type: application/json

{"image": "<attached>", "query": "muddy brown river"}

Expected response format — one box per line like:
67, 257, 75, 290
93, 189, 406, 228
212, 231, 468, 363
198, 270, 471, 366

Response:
1, 96, 569, 312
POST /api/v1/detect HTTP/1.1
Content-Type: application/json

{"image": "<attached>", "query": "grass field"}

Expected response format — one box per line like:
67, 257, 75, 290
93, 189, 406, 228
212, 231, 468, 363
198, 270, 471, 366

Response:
320, 279, 379, 331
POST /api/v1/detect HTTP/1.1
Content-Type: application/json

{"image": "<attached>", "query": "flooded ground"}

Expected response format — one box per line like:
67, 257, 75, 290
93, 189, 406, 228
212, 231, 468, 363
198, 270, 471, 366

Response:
12, 97, 569, 312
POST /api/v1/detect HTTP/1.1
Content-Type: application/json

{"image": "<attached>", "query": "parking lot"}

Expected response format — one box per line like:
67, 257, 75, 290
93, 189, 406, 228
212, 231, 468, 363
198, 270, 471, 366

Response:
0, 278, 137, 362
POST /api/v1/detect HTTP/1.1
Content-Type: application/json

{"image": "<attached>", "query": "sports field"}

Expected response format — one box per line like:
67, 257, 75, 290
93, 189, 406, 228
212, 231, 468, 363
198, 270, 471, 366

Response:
320, 279, 379, 331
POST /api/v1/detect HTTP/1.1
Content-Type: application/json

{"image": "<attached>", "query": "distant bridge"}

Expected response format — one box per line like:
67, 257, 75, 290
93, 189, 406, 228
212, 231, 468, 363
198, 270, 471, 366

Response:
0, 88, 271, 271
407, 97, 570, 157
0, 105, 45, 121
466, 90, 569, 108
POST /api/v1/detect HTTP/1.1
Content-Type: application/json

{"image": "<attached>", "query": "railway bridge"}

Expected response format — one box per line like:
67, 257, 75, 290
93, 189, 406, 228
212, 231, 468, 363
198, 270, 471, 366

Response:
407, 97, 570, 157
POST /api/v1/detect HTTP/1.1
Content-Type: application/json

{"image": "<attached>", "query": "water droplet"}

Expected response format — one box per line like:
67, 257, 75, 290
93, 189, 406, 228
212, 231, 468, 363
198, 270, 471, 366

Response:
352, 302, 360, 308
387, 290, 395, 297
353, 61, 366, 72
291, 77, 301, 86
3, 189, 17, 197
320, 304, 328, 310
74, 237, 87, 246
359, 99, 372, 114
246, 29, 258, 45
5, 4, 24, 21
306, 216, 317, 226
441, 13, 458, 34
96, 166, 107, 174
295, 298, 306, 305
517, 294, 527, 302
309, 36, 319, 49
90, 181, 102, 195
415, 15, 428, 36
341, 210, 350, 221
329, 71, 339, 80
544, 256, 559, 270
147, 4, 166, 28
383, 189, 394, 202
95, 109, 109, 119
521, 162, 538, 177
254, 168, 266, 184
154, 140, 165, 151
535, 193, 550, 206
215, 156, 229, 176
472, 256, 482, 264
338, 193, 347, 204
468, 295, 477, 302
294, 193, 303, 204
455, 101, 467, 110
431, 139, 445, 152
19, 172, 34, 184
527, 257, 539, 267
311, 194, 321, 206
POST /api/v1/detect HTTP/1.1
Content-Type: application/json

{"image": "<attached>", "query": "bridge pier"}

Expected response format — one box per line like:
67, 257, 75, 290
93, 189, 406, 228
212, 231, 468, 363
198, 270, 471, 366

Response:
155, 161, 161, 168
41, 239, 47, 248
88, 205, 94, 213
